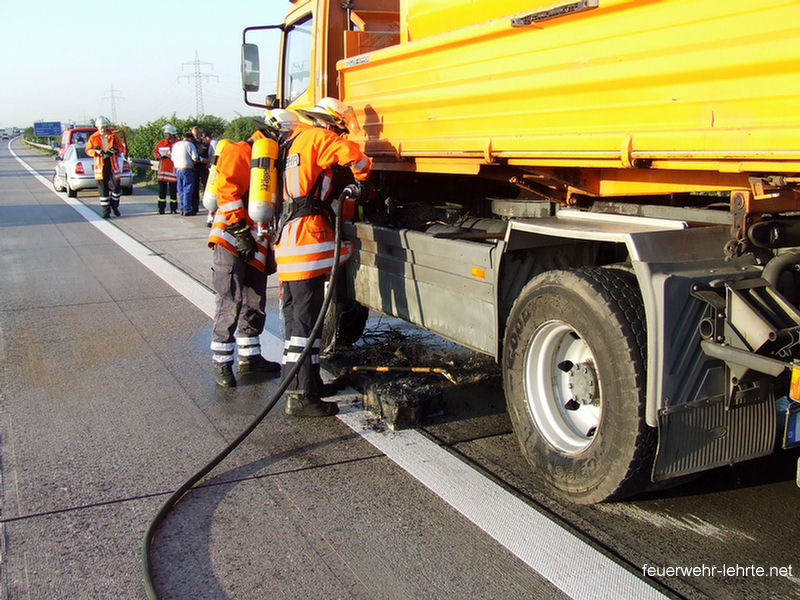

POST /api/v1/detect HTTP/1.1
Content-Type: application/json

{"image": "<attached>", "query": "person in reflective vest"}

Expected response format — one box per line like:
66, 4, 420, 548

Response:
207, 131, 281, 387
153, 124, 178, 214
86, 116, 124, 219
273, 100, 372, 417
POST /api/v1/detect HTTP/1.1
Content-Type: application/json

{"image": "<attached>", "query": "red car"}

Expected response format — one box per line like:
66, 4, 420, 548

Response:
57, 126, 128, 160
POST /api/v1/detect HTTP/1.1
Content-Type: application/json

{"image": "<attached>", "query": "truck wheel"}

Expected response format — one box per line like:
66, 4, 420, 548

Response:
503, 267, 655, 504
321, 299, 369, 355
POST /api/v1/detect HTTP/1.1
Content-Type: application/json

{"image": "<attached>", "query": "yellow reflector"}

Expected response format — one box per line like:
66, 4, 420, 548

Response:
791, 366, 800, 402
472, 267, 485, 279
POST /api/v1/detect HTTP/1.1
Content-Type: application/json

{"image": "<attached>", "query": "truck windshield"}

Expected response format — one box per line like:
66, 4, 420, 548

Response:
284, 16, 312, 103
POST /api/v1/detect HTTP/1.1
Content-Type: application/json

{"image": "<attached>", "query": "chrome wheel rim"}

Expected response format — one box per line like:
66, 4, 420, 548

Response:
524, 320, 601, 455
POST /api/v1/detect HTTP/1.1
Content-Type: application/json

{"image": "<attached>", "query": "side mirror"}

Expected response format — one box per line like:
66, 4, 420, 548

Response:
267, 94, 279, 108
241, 43, 260, 92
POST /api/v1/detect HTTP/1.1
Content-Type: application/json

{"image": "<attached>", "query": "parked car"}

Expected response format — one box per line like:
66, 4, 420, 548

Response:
52, 143, 133, 197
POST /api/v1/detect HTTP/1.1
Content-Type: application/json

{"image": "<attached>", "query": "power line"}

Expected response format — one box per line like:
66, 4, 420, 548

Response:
102, 85, 124, 123
178, 51, 219, 116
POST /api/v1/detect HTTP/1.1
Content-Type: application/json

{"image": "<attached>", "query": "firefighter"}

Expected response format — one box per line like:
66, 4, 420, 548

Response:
274, 100, 372, 417
207, 128, 282, 388
153, 124, 179, 214
86, 116, 125, 218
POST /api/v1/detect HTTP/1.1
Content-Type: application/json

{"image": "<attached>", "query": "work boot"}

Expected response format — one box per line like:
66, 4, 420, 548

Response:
285, 394, 339, 417
237, 355, 281, 378
318, 374, 348, 397
214, 362, 237, 387
157, 201, 166, 215
101, 206, 111, 219
112, 205, 121, 217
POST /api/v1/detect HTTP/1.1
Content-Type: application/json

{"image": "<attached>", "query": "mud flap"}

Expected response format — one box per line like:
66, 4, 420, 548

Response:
653, 383, 775, 481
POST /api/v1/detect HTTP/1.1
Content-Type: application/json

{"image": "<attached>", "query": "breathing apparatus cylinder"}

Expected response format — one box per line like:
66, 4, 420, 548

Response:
248, 136, 279, 224
202, 139, 231, 213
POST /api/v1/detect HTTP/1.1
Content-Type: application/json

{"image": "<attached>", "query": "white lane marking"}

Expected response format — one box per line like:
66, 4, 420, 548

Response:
13, 148, 669, 600
338, 407, 669, 600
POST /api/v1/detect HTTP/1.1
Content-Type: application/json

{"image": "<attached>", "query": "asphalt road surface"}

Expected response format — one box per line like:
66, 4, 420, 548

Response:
1, 137, 798, 600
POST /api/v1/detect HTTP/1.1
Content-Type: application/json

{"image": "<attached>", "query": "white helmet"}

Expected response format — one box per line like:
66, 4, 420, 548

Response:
95, 116, 111, 128
299, 97, 359, 133
162, 124, 178, 135
266, 108, 300, 133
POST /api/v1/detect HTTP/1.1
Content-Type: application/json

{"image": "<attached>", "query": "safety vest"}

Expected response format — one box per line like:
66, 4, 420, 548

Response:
86, 131, 124, 181
273, 125, 371, 282
207, 140, 270, 272
153, 138, 177, 182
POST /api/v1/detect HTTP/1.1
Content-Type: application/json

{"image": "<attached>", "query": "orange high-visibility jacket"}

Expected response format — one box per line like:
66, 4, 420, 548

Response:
153, 138, 177, 182
274, 125, 371, 282
207, 140, 269, 272
86, 131, 125, 181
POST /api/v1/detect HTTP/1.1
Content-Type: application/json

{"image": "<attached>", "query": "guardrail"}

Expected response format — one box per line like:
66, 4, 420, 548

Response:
21, 138, 159, 171
130, 158, 158, 171
22, 139, 57, 153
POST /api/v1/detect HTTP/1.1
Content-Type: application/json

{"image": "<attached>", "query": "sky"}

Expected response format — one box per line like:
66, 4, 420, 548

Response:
0, 0, 288, 129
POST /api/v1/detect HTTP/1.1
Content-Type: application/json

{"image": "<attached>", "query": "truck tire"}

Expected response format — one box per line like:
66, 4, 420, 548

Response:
502, 267, 655, 504
321, 299, 369, 355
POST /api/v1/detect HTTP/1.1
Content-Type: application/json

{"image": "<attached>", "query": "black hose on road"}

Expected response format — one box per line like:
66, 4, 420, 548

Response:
141, 190, 349, 599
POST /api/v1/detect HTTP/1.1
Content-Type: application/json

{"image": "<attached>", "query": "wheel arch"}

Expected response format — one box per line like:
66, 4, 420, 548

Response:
499, 211, 691, 428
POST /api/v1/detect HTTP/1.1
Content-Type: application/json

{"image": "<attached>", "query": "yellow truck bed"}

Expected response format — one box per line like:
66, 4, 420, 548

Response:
339, 0, 800, 196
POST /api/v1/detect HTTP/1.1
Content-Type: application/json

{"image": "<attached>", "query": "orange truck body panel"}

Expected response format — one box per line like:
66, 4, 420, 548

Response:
287, 0, 800, 198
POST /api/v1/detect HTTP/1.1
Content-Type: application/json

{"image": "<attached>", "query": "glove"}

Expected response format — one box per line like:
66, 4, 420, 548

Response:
109, 147, 119, 155
342, 183, 362, 201
227, 223, 256, 262
343, 181, 373, 205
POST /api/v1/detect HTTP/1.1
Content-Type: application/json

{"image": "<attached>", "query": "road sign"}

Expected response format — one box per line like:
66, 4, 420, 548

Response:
33, 121, 62, 137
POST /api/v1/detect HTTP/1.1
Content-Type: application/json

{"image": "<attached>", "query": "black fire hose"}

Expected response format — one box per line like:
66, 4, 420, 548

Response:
141, 189, 349, 599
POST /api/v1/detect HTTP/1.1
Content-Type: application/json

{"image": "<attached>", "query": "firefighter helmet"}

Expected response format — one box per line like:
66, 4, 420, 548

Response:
95, 116, 111, 128
266, 108, 300, 132
162, 124, 178, 135
298, 97, 359, 133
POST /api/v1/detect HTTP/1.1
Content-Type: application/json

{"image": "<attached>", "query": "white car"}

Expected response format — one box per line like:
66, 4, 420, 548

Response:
52, 143, 133, 197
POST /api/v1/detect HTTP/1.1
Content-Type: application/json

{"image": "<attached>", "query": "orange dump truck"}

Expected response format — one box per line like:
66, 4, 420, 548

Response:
242, 0, 800, 502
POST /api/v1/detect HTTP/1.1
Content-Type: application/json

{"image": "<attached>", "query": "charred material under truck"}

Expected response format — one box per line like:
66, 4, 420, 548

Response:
242, 0, 800, 503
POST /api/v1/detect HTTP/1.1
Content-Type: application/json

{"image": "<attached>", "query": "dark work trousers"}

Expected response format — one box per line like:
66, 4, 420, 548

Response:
97, 158, 121, 215
191, 165, 202, 213
281, 275, 325, 398
158, 180, 178, 214
210, 245, 267, 365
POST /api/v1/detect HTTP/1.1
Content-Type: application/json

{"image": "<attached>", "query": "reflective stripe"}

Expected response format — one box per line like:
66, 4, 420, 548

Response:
213, 354, 234, 364
352, 156, 369, 171
237, 346, 261, 356
236, 336, 260, 346
157, 169, 177, 182
276, 250, 351, 275
277, 240, 336, 257
284, 351, 320, 364
320, 173, 332, 201
211, 341, 235, 352
287, 336, 320, 348
219, 199, 244, 211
